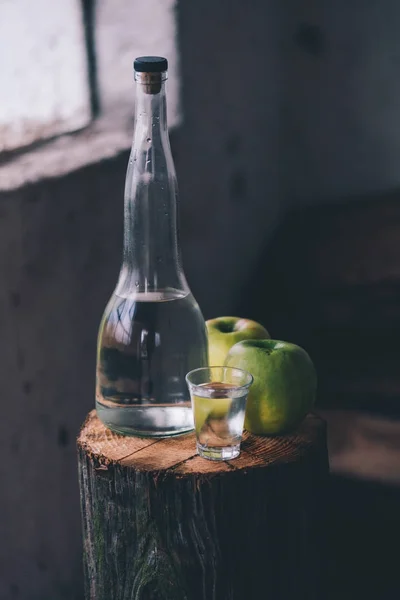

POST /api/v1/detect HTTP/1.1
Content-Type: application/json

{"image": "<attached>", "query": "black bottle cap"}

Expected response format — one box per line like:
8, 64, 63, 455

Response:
134, 56, 168, 73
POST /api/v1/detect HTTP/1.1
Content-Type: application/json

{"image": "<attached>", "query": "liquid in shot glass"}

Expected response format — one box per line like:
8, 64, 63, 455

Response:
186, 367, 253, 461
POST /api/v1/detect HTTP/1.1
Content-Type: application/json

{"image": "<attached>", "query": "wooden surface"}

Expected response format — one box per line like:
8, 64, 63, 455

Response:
78, 410, 325, 474
319, 408, 400, 487
78, 411, 329, 600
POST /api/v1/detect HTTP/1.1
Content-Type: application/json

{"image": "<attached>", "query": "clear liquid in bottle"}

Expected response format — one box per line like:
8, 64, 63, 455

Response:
96, 288, 207, 436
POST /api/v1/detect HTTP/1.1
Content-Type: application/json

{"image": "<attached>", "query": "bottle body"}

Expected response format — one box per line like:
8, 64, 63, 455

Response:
96, 288, 207, 436
96, 57, 208, 436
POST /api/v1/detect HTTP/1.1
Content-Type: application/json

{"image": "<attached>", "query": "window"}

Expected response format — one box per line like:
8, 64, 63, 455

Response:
0, 0, 90, 152
0, 0, 180, 156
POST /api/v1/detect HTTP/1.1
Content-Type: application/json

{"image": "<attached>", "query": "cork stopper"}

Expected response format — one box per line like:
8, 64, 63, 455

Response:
134, 56, 168, 95
136, 72, 164, 94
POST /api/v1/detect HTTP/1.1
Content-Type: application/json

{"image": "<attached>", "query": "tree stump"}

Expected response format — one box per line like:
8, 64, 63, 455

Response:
78, 411, 329, 600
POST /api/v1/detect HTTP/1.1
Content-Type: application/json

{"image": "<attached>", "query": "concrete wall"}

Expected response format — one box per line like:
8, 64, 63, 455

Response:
96, 0, 181, 127
177, 0, 283, 317
284, 0, 400, 203
0, 157, 126, 600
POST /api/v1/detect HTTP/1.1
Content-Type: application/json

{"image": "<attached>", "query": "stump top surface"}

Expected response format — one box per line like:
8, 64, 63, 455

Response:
78, 411, 326, 476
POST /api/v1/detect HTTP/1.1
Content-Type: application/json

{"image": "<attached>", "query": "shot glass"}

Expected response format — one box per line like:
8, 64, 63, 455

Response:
186, 366, 253, 461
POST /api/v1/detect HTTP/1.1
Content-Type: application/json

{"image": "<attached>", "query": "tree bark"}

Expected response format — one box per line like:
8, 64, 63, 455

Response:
78, 411, 329, 600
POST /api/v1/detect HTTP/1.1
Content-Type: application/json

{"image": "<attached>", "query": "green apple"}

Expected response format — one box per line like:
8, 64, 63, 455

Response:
206, 317, 270, 367
224, 339, 316, 435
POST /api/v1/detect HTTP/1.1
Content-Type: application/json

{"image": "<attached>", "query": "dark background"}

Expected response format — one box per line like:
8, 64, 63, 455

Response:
1, 1, 400, 598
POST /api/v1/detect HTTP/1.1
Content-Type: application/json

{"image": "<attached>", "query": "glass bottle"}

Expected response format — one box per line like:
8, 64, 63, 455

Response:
96, 56, 208, 437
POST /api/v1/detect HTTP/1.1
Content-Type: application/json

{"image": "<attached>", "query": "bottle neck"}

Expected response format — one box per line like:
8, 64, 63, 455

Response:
133, 72, 168, 143
116, 73, 187, 298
